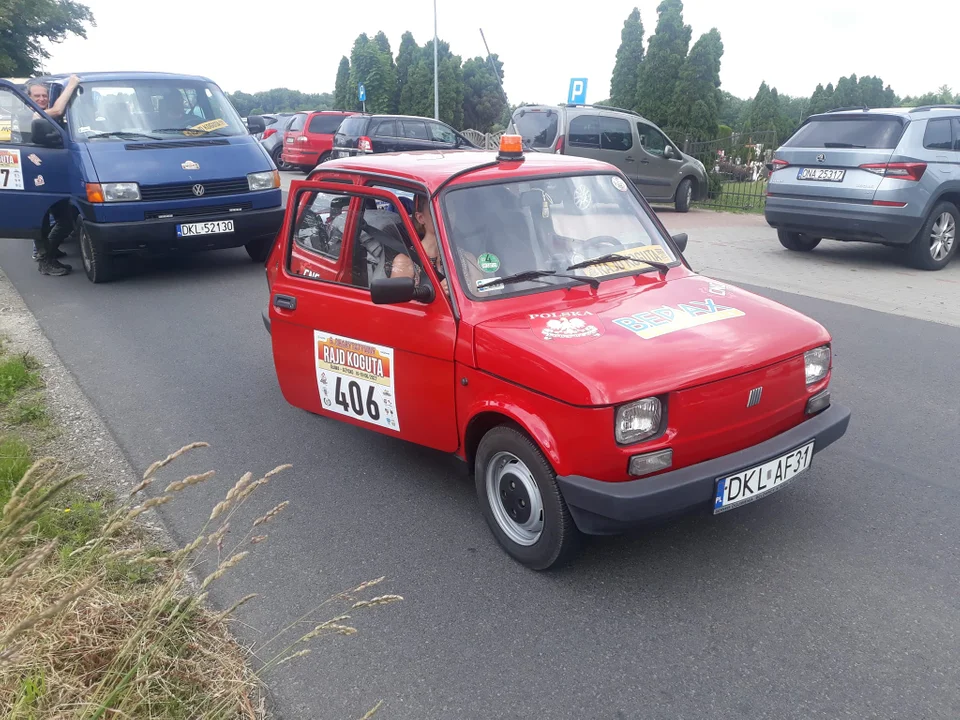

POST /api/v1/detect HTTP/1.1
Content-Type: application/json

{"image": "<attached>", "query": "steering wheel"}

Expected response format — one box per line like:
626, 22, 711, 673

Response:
580, 235, 625, 256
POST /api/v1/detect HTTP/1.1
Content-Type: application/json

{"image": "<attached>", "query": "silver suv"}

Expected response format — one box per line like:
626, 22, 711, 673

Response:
766, 105, 960, 270
511, 104, 708, 212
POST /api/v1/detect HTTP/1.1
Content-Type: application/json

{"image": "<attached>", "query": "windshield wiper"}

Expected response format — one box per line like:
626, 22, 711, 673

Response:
476, 269, 599, 290
566, 252, 672, 278
822, 142, 865, 148
85, 131, 161, 140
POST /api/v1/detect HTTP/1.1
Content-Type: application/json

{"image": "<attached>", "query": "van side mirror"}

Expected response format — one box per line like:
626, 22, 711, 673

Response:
671, 232, 688, 253
371, 277, 435, 305
31, 117, 63, 148
247, 115, 266, 135
663, 145, 675, 160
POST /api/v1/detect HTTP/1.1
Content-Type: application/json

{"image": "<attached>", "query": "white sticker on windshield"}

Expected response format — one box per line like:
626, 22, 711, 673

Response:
476, 278, 504, 293
612, 176, 628, 192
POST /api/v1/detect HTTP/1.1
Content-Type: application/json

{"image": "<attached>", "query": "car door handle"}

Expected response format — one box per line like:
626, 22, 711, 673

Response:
640, 159, 650, 164
273, 294, 297, 311
625, 156, 635, 162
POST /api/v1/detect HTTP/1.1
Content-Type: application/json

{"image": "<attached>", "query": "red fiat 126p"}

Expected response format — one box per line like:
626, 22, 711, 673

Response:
263, 136, 851, 570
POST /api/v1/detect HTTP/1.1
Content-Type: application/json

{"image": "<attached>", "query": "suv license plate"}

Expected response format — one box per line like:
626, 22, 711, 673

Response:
177, 220, 235, 237
798, 168, 845, 182
713, 441, 815, 514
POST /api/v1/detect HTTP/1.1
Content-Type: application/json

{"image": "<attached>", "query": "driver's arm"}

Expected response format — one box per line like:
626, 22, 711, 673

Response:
46, 75, 80, 121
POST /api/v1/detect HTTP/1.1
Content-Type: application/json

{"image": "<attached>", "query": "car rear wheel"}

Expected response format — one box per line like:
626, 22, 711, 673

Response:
906, 201, 958, 270
675, 177, 694, 213
778, 230, 821, 252
271, 145, 286, 171
77, 218, 115, 283
475, 425, 580, 570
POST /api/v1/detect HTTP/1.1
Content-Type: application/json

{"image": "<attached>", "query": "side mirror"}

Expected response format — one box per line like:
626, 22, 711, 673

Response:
371, 276, 435, 305
663, 145, 675, 160
247, 115, 266, 135
31, 117, 63, 148
671, 232, 688, 253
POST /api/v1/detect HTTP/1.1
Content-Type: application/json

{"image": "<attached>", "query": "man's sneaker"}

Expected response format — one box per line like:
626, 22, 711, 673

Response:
32, 248, 39, 261
38, 259, 71, 276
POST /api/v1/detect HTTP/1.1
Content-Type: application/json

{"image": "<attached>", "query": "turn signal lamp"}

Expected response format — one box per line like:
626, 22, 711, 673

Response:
498, 134, 524, 161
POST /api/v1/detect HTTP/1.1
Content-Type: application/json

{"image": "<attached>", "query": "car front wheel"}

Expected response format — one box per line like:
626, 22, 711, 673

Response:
675, 177, 694, 212
906, 201, 958, 270
475, 425, 580, 570
778, 230, 821, 252
77, 219, 115, 283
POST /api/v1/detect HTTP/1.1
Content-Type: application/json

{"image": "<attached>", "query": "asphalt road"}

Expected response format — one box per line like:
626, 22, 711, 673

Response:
1, 236, 958, 720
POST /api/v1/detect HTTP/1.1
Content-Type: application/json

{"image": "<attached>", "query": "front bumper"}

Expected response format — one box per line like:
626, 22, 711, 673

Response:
765, 196, 922, 245
84, 206, 285, 253
556, 404, 851, 535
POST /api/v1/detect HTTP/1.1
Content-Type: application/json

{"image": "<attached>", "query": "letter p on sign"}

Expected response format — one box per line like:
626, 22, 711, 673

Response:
568, 78, 588, 105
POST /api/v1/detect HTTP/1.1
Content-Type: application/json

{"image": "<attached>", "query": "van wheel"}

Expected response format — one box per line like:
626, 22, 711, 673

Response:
675, 177, 694, 213
906, 201, 958, 270
245, 236, 273, 263
475, 425, 580, 570
77, 219, 115, 283
778, 230, 821, 252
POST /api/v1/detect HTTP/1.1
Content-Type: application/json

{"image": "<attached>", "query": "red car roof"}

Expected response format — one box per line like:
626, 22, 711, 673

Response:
315, 150, 618, 193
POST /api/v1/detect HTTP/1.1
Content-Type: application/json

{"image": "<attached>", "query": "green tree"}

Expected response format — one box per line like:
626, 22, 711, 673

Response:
609, 8, 645, 110
0, 0, 95, 76
374, 31, 399, 112
749, 81, 780, 133
399, 57, 432, 117
719, 90, 746, 130
668, 27, 723, 141
809, 83, 827, 114
396, 32, 419, 90
349, 33, 395, 113
398, 39, 465, 128
228, 91, 257, 117
463, 54, 506, 132
333, 56, 352, 110
635, 0, 691, 126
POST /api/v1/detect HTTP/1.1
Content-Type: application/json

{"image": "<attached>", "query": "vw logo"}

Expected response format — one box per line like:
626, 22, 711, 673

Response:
816, 154, 825, 163
192, 184, 205, 197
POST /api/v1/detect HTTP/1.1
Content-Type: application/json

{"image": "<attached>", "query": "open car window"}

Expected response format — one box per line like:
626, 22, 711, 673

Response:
441, 174, 677, 300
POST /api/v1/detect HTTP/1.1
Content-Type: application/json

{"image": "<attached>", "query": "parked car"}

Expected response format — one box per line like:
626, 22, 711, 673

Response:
260, 136, 850, 570
259, 112, 297, 170
510, 103, 709, 212
0, 72, 284, 283
332, 114, 478, 159
766, 105, 960, 270
281, 110, 357, 172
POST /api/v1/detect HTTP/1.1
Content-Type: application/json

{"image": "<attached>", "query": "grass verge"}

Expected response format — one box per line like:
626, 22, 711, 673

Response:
0, 347, 401, 718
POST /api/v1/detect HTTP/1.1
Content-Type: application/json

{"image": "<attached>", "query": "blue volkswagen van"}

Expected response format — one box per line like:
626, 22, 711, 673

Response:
0, 72, 283, 282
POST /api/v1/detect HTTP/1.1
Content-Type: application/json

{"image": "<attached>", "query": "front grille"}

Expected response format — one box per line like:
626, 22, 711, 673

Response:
125, 139, 230, 150
144, 202, 252, 220
140, 178, 249, 201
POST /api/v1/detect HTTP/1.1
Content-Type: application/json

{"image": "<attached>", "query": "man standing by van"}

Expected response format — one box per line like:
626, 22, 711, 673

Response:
26, 75, 80, 276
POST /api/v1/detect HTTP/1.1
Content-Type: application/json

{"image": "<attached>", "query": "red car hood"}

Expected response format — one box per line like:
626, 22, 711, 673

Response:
473, 274, 830, 406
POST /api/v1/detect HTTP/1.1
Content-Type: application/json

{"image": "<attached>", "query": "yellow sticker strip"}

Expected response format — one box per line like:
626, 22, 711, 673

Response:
579, 244, 673, 278
184, 118, 228, 136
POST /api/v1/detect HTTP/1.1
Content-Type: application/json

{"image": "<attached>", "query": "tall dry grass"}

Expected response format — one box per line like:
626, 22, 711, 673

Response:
0, 443, 401, 719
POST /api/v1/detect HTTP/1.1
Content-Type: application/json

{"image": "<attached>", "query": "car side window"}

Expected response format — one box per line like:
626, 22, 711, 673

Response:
924, 119, 953, 151
637, 122, 667, 156
289, 189, 353, 280
402, 120, 429, 140
601, 116, 633, 151
0, 87, 40, 146
374, 119, 397, 137
568, 115, 601, 148
288, 113, 306, 132
348, 196, 428, 291
428, 122, 456, 144
953, 119, 960, 151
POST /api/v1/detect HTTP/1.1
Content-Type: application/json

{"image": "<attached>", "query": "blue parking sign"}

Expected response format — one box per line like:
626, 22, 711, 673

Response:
358, 83, 366, 102
567, 78, 588, 105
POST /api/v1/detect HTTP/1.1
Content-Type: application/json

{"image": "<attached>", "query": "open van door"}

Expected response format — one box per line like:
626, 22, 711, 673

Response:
0, 80, 74, 239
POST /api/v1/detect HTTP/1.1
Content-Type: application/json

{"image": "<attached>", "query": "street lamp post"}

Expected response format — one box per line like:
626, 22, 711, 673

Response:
433, 0, 439, 120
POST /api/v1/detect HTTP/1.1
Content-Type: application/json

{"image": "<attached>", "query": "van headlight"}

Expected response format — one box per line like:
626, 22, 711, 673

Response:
804, 345, 831, 385
101, 182, 141, 202
615, 397, 662, 445
248, 170, 280, 191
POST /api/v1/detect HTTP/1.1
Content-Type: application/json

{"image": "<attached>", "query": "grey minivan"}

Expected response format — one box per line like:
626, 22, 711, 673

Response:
511, 104, 708, 212
766, 106, 960, 270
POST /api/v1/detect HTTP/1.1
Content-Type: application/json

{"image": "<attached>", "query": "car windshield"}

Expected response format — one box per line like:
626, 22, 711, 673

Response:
783, 116, 905, 149
67, 80, 248, 141
441, 174, 678, 300
512, 108, 559, 148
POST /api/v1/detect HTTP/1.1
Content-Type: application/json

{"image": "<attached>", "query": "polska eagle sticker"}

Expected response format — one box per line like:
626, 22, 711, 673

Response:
528, 311, 604, 344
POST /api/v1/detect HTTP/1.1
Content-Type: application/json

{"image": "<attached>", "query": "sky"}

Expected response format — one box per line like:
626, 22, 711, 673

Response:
38, 0, 960, 105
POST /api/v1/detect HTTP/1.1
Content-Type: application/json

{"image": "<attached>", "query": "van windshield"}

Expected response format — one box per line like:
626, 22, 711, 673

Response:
512, 108, 559, 149
68, 80, 248, 141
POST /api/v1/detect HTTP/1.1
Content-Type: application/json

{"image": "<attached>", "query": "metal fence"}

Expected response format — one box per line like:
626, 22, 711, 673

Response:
683, 130, 778, 212
461, 129, 503, 150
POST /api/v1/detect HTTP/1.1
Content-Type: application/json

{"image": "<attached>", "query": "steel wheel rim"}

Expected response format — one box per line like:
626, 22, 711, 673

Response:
930, 212, 956, 261
485, 451, 544, 546
685, 184, 693, 205
80, 228, 92, 272
574, 184, 592, 210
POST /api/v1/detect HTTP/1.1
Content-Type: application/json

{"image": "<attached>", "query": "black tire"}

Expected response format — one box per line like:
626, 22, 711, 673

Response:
318, 151, 331, 165
905, 201, 958, 270
475, 425, 580, 570
271, 145, 286, 171
778, 230, 821, 252
77, 218, 115, 283
675, 177, 694, 213
245, 236, 273, 263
